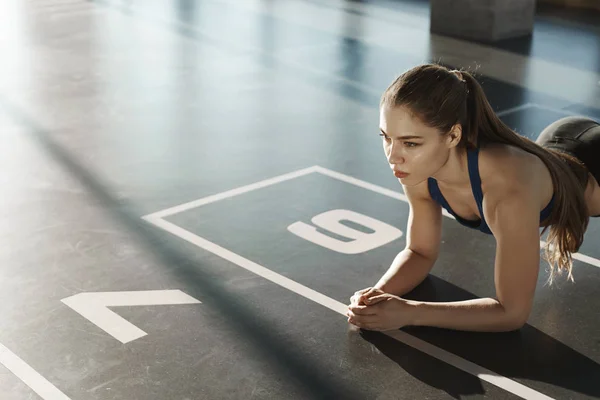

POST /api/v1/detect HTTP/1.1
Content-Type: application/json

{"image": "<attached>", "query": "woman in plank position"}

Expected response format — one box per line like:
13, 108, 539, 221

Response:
347, 63, 600, 332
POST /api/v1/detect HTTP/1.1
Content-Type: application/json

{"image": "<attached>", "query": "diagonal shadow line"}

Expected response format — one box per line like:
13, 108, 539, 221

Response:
0, 98, 373, 400
18, 2, 600, 397
360, 275, 600, 399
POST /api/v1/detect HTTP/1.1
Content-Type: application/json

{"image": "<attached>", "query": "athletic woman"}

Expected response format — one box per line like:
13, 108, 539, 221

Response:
347, 64, 600, 332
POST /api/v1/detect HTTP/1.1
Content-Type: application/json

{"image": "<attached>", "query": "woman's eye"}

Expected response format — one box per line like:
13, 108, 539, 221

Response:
379, 133, 391, 141
404, 142, 418, 147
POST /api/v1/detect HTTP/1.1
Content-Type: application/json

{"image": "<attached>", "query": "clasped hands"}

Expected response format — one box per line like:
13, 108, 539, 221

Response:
346, 287, 416, 331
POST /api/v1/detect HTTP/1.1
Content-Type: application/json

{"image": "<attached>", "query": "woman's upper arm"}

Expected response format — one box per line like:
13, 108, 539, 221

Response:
485, 186, 542, 325
403, 181, 443, 262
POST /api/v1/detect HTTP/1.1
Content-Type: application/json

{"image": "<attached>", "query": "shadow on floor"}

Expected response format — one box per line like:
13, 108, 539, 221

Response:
359, 276, 600, 399
0, 98, 372, 400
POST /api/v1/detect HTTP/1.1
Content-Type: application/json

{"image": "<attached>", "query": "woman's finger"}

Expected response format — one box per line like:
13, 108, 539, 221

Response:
348, 310, 380, 323
348, 304, 378, 315
364, 294, 388, 305
359, 288, 383, 303
350, 287, 373, 305
347, 315, 379, 330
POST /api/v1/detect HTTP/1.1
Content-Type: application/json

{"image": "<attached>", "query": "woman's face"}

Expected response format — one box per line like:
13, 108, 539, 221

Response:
379, 105, 453, 186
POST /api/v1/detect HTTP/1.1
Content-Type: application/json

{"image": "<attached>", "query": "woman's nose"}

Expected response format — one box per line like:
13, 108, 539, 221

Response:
388, 146, 405, 164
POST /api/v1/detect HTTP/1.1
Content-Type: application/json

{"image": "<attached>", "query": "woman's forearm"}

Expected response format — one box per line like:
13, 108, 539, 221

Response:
372, 249, 528, 332
375, 249, 436, 296
408, 297, 527, 332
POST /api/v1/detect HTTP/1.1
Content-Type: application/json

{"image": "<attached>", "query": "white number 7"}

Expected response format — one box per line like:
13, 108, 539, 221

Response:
287, 209, 403, 254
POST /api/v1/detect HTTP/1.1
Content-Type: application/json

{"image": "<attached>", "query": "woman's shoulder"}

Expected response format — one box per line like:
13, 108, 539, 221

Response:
478, 143, 551, 206
479, 143, 545, 190
403, 178, 433, 201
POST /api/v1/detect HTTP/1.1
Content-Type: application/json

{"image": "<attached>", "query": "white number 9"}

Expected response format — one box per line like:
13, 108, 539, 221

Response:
287, 209, 403, 254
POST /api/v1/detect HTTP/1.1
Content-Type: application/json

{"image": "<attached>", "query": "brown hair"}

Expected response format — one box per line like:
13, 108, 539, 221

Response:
381, 64, 589, 284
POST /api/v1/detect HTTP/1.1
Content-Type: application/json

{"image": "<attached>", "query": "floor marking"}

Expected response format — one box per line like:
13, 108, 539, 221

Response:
144, 214, 554, 400
0, 342, 71, 400
386, 330, 555, 400
61, 290, 202, 344
144, 216, 347, 315
313, 166, 456, 219
2, 2, 594, 398
316, 166, 600, 269
497, 103, 535, 117
497, 103, 598, 121
540, 241, 600, 269
145, 166, 319, 220
570, 251, 600, 269
528, 103, 599, 121
143, 165, 596, 399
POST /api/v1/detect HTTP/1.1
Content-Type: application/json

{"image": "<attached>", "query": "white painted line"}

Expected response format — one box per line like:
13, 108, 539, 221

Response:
314, 166, 409, 202
313, 166, 456, 219
316, 166, 600, 268
540, 241, 600, 269
386, 330, 555, 400
143, 215, 555, 400
529, 104, 599, 122
61, 290, 202, 344
571, 252, 600, 268
496, 103, 598, 124
0, 342, 71, 400
143, 167, 600, 399
143, 216, 346, 315
496, 103, 534, 117
142, 165, 600, 270
144, 166, 319, 220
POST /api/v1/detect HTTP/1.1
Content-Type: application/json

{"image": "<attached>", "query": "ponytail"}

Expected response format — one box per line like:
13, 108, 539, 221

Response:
461, 70, 589, 283
381, 64, 590, 283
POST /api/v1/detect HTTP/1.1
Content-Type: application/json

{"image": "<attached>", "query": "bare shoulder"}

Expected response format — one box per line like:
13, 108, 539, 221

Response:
478, 143, 550, 196
402, 178, 433, 202
477, 143, 552, 221
479, 143, 542, 186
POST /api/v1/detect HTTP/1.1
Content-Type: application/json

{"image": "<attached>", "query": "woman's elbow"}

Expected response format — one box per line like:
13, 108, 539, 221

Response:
505, 316, 527, 331
502, 308, 530, 331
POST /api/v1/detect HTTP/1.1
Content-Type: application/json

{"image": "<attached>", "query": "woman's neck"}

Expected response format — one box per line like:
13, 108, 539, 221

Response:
431, 146, 471, 188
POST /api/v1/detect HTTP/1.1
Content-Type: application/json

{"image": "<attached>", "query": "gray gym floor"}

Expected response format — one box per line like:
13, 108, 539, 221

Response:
1, 0, 599, 399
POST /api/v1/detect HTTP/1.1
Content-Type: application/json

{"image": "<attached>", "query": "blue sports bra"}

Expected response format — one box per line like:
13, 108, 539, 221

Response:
427, 146, 555, 235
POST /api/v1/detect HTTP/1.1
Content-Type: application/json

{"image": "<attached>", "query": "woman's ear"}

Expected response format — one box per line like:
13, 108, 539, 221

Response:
446, 124, 462, 148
